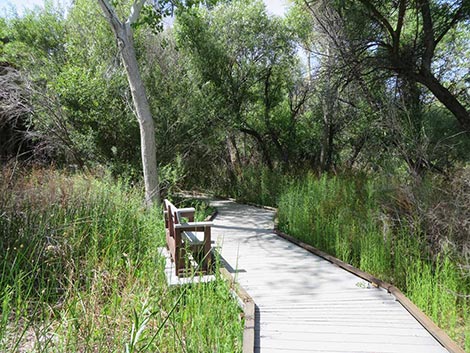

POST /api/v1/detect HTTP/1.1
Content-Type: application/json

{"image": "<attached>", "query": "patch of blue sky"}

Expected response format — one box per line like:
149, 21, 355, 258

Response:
0, 0, 290, 17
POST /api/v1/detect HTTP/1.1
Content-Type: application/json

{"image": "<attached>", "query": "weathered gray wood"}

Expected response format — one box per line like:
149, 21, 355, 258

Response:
97, 0, 159, 206
211, 200, 450, 353
220, 268, 255, 353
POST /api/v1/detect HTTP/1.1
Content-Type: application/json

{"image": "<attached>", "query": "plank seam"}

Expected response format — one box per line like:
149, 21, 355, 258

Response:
273, 228, 465, 353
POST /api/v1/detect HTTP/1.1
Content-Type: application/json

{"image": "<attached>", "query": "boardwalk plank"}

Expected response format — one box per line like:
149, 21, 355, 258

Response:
258, 323, 430, 336
211, 200, 449, 353
256, 338, 447, 353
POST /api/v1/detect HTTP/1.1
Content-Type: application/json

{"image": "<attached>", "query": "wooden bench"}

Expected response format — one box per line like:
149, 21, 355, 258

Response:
163, 199, 212, 276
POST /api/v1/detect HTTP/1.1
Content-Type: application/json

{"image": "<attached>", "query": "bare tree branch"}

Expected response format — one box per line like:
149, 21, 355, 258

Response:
419, 0, 435, 71
97, 0, 122, 35
357, 0, 396, 42
435, 4, 466, 46
127, 0, 147, 25
394, 0, 407, 54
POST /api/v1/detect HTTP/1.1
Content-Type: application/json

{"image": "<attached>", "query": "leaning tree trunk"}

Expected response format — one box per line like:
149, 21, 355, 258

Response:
414, 69, 470, 133
97, 0, 160, 207
320, 44, 336, 172
120, 24, 159, 206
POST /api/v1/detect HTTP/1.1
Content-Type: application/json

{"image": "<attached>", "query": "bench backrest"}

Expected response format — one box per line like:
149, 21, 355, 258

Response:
164, 199, 181, 238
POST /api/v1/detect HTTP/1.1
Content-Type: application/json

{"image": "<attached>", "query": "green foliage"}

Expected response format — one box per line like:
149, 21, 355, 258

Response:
0, 0, 144, 171
0, 4, 66, 69
2, 0, 469, 183
277, 174, 470, 349
176, 0, 303, 171
226, 166, 289, 207
159, 154, 186, 197
1, 1, 470, 350
0, 167, 242, 352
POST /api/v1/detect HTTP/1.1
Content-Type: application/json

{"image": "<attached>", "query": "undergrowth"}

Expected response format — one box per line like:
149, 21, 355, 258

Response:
214, 166, 289, 207
206, 163, 470, 350
172, 197, 216, 221
0, 167, 242, 352
277, 174, 470, 350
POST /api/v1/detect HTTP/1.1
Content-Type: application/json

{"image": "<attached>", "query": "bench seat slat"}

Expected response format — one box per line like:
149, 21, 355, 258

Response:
182, 231, 205, 245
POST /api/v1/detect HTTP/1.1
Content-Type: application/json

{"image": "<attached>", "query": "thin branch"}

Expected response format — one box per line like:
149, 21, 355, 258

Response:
97, 0, 122, 34
127, 0, 146, 25
358, 0, 396, 41
435, 4, 465, 46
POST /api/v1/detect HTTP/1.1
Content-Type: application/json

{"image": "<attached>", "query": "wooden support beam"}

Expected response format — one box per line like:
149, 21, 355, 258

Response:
220, 267, 255, 353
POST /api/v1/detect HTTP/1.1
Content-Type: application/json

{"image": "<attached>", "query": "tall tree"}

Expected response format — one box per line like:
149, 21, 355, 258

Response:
97, 0, 159, 206
177, 0, 297, 169
304, 0, 470, 131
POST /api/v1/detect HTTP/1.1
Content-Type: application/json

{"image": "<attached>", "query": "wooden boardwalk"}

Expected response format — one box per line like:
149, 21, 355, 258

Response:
211, 200, 450, 353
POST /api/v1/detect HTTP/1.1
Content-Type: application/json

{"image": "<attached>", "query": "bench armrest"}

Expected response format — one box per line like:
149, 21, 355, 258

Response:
177, 208, 196, 221
177, 207, 196, 213
175, 221, 213, 230
164, 208, 195, 217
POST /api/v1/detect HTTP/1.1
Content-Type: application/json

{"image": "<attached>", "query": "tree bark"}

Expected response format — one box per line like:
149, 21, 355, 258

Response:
239, 127, 273, 170
320, 43, 336, 172
97, 0, 160, 206
120, 25, 159, 206
224, 136, 238, 187
414, 69, 470, 132
226, 134, 242, 175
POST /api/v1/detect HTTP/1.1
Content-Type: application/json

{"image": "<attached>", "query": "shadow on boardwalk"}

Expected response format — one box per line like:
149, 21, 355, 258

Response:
211, 199, 450, 353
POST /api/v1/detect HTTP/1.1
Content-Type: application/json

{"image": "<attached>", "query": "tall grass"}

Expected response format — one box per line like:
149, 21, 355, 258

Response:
215, 166, 289, 207
0, 167, 243, 352
277, 174, 470, 350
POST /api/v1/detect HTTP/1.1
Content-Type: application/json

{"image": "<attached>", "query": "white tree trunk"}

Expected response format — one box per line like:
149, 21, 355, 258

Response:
97, 0, 160, 207
120, 24, 159, 206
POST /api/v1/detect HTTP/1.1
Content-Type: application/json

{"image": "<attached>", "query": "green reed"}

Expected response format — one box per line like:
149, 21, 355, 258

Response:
0, 168, 242, 352
277, 174, 470, 350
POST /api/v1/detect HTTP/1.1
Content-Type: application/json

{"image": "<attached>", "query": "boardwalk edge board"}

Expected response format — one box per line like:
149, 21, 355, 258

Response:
273, 228, 465, 353
240, 201, 278, 212
204, 210, 218, 222
219, 268, 255, 353
192, 198, 461, 352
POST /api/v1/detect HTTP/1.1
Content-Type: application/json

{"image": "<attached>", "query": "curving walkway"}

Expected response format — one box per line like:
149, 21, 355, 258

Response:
211, 200, 449, 353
